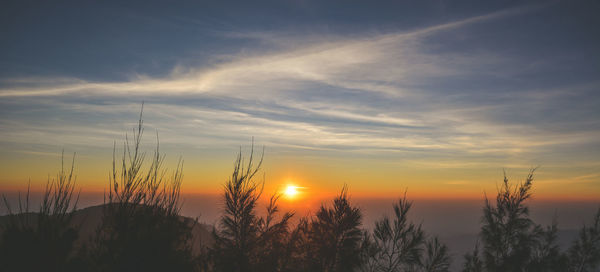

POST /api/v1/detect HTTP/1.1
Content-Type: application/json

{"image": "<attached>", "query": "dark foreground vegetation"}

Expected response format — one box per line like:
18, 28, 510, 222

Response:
1, 112, 599, 272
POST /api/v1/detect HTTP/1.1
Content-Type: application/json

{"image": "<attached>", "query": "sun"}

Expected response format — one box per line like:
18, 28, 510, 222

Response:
283, 185, 300, 199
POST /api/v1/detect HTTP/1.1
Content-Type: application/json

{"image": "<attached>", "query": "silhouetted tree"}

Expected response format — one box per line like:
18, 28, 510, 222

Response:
302, 186, 363, 272
0, 153, 80, 272
479, 170, 540, 271
210, 144, 293, 272
370, 195, 424, 271
252, 194, 294, 271
463, 242, 484, 272
358, 230, 380, 272
422, 237, 452, 272
210, 145, 264, 272
360, 193, 451, 272
279, 217, 313, 272
464, 169, 574, 272
89, 107, 195, 272
567, 208, 600, 272
527, 219, 568, 271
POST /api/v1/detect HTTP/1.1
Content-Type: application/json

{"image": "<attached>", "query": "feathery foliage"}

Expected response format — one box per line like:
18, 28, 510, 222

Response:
210, 144, 264, 271
567, 208, 600, 272
89, 107, 194, 272
527, 218, 568, 271
422, 237, 452, 272
305, 186, 363, 272
360, 193, 451, 272
253, 194, 295, 271
371, 194, 424, 271
479, 169, 540, 271
0, 152, 79, 272
210, 144, 294, 272
463, 169, 596, 272
463, 241, 484, 272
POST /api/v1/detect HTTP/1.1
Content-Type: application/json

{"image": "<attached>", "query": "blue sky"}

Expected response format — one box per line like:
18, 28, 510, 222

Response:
0, 0, 599, 197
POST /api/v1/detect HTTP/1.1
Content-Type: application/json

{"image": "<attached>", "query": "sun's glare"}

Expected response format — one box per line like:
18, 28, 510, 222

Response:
284, 185, 300, 199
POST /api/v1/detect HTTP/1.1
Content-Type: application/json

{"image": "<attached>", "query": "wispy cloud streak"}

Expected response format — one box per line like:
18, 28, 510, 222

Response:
0, 3, 598, 172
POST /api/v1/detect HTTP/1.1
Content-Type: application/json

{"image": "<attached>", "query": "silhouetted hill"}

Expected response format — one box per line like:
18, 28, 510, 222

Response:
0, 204, 214, 256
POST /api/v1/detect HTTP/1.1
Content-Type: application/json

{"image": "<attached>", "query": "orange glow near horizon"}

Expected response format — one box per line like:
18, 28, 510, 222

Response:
280, 183, 308, 201
2, 174, 600, 203
0, 152, 598, 203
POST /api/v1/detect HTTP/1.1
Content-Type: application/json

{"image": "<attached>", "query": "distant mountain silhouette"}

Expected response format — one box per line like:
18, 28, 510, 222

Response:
0, 204, 214, 256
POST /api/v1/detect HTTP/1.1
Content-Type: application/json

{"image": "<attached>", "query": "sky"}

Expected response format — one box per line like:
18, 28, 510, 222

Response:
0, 0, 599, 201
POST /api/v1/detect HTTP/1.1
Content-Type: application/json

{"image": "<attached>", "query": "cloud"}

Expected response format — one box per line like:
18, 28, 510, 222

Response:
0, 4, 541, 99
0, 3, 598, 168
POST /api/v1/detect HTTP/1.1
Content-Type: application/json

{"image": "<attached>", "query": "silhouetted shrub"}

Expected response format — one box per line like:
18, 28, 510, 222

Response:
209, 145, 294, 272
272, 216, 319, 272
210, 146, 264, 271
527, 219, 568, 271
88, 108, 195, 272
370, 195, 424, 271
462, 170, 600, 272
0, 153, 79, 272
301, 186, 363, 272
252, 194, 295, 271
463, 242, 484, 272
422, 237, 452, 272
359, 193, 451, 272
567, 208, 600, 272
479, 170, 542, 270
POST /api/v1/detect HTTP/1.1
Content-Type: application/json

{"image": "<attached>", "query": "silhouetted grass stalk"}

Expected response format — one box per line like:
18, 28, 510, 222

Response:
0, 151, 79, 271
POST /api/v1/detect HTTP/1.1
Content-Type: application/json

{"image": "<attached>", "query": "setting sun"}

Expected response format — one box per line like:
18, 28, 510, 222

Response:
283, 185, 300, 199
